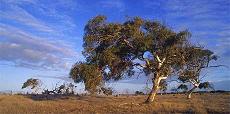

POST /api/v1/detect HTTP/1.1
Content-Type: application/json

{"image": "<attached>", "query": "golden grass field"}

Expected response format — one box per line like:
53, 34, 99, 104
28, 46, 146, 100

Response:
0, 93, 229, 114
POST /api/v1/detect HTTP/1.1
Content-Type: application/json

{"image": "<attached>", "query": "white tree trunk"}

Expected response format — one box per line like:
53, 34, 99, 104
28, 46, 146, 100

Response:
187, 80, 199, 99
145, 74, 167, 103
145, 75, 161, 103
187, 86, 197, 99
145, 55, 167, 103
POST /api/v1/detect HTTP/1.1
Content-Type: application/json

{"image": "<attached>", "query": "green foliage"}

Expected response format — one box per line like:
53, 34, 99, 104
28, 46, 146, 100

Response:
179, 47, 217, 81
178, 47, 218, 85
198, 82, 214, 90
70, 15, 195, 94
70, 62, 102, 93
177, 84, 188, 91
22, 78, 41, 89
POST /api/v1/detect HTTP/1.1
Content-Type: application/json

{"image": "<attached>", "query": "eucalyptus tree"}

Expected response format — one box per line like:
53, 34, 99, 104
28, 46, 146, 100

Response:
70, 15, 197, 103
178, 47, 217, 99
22, 78, 42, 93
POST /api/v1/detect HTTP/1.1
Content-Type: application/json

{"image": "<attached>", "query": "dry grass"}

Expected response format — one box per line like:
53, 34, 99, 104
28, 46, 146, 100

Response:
0, 93, 229, 114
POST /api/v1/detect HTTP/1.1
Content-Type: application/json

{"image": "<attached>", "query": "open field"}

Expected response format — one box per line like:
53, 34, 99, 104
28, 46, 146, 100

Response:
0, 93, 229, 114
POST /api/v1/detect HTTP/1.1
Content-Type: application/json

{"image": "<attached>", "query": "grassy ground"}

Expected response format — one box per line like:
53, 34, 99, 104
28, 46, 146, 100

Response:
0, 93, 229, 114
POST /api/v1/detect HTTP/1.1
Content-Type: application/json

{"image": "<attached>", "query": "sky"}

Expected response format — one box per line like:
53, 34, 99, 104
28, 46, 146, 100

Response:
0, 0, 230, 93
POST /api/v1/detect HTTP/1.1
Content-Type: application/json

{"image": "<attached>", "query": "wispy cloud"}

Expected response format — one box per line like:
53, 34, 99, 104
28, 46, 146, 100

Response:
0, 0, 82, 70
34, 75, 73, 82
99, 0, 125, 12
146, 0, 230, 64
0, 2, 53, 32
0, 0, 77, 34
27, 0, 77, 31
0, 24, 78, 70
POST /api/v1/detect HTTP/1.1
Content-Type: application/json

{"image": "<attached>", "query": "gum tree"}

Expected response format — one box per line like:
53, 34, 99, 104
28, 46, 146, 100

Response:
70, 15, 199, 103
22, 78, 42, 93
178, 47, 218, 99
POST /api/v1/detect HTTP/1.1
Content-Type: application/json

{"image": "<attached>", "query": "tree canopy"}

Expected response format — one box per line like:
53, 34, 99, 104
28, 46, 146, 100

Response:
70, 15, 216, 103
178, 47, 217, 98
22, 78, 41, 89
22, 78, 42, 93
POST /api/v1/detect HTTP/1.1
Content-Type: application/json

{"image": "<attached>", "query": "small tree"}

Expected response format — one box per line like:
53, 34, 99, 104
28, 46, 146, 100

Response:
179, 47, 218, 99
22, 78, 42, 94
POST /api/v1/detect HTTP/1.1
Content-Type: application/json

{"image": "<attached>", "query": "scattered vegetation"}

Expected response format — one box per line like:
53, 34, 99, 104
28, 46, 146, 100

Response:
22, 79, 76, 95
99, 87, 114, 96
42, 83, 76, 95
135, 91, 145, 95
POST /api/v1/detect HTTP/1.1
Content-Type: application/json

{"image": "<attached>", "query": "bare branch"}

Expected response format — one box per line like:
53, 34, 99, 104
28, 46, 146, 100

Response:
133, 63, 146, 68
159, 76, 167, 80
136, 71, 144, 79
189, 79, 199, 87
161, 57, 166, 63
200, 72, 208, 81
208, 65, 228, 68
145, 59, 150, 66
123, 39, 134, 48
156, 55, 161, 63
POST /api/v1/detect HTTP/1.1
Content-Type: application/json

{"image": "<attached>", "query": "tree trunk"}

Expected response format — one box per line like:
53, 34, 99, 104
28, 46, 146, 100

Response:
187, 86, 197, 99
145, 73, 161, 103
145, 55, 166, 103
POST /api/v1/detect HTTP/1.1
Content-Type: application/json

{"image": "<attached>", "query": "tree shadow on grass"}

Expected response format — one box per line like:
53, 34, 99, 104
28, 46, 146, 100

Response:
24, 94, 77, 101
24, 94, 111, 101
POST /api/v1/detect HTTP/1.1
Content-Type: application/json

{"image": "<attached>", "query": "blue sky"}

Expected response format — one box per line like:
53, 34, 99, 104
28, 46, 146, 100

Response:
0, 0, 230, 92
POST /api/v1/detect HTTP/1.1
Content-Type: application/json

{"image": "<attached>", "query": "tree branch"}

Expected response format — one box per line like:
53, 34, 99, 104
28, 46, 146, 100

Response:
133, 63, 146, 68
189, 79, 199, 87
208, 65, 228, 68
156, 55, 162, 63
123, 39, 134, 48
159, 76, 167, 80
162, 57, 166, 63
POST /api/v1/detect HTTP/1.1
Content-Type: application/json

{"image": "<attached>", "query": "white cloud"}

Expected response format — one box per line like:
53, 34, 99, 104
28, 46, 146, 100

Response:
29, 0, 77, 30
34, 75, 73, 82
161, 0, 230, 57
143, 0, 230, 80
0, 3, 53, 32
0, 24, 75, 56
0, 0, 81, 70
99, 0, 125, 12
0, 0, 77, 35
0, 24, 78, 70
